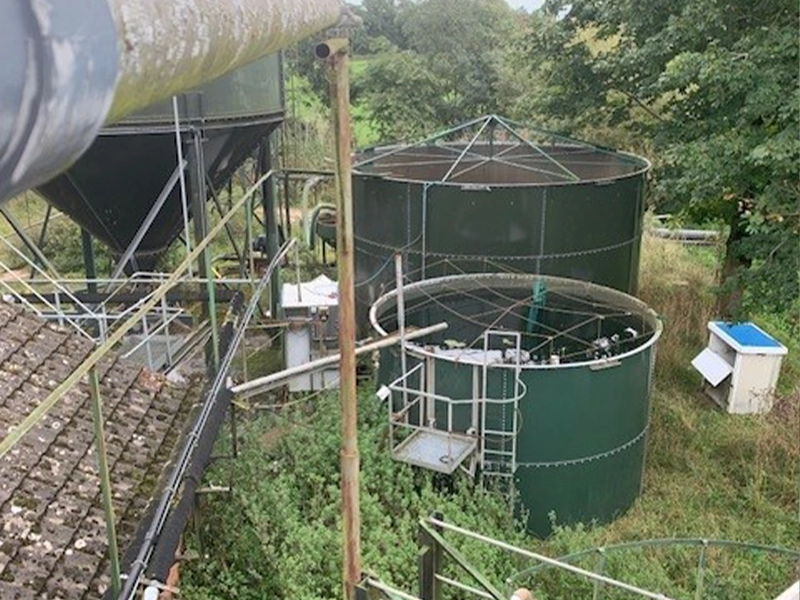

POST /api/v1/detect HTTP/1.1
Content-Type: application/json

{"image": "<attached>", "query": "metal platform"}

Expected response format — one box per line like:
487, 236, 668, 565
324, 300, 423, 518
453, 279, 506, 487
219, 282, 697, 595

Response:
392, 429, 477, 474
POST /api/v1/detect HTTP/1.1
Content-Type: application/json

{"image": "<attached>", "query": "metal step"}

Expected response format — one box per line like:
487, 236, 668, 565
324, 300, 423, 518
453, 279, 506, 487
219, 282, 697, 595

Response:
483, 449, 514, 457
392, 429, 477, 475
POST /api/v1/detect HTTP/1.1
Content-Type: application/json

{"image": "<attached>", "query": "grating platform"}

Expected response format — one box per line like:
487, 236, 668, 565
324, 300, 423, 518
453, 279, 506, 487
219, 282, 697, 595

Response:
392, 429, 477, 474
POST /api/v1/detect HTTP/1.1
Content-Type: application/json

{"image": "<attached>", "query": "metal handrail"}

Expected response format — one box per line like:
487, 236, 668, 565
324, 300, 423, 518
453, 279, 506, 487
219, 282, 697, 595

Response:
0, 170, 274, 458
509, 537, 800, 598
423, 516, 675, 600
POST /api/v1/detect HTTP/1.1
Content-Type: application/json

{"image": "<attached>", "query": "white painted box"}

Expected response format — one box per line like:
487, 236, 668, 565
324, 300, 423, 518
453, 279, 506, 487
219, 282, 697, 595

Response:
282, 275, 340, 392
692, 321, 787, 414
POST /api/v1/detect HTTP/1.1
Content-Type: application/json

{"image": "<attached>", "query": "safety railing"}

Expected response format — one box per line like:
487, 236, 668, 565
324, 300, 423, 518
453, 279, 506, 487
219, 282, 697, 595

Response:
357, 514, 799, 600
0, 170, 277, 600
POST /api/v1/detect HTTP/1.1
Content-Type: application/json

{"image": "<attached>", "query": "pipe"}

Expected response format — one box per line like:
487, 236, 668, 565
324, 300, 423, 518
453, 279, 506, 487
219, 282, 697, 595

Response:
300, 176, 326, 243
306, 202, 337, 247
648, 227, 720, 245
0, 0, 119, 203
774, 582, 800, 600
231, 321, 449, 399
0, 0, 343, 203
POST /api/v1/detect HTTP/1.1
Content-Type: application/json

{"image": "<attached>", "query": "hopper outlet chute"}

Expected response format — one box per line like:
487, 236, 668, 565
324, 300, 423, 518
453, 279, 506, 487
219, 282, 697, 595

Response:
35, 55, 286, 271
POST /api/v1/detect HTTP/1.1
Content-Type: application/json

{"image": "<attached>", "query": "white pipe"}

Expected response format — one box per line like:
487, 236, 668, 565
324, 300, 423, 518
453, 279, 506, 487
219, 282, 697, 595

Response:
231, 322, 448, 398
774, 582, 800, 600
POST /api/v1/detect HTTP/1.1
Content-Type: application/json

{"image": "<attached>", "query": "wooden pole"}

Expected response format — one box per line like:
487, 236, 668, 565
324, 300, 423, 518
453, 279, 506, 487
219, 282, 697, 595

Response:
317, 38, 360, 600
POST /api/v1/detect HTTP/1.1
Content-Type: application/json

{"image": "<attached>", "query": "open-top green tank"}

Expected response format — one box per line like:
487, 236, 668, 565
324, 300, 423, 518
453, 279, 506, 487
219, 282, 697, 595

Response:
370, 273, 662, 536
353, 115, 650, 333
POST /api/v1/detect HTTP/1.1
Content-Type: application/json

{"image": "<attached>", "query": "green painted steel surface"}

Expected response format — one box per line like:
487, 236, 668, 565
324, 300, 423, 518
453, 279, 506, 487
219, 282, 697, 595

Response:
513, 348, 654, 536
372, 274, 660, 537
353, 148, 647, 333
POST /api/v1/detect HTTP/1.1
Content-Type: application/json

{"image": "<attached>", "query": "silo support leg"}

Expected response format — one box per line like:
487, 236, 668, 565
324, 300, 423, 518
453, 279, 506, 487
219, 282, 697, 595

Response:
81, 229, 98, 294
188, 131, 220, 369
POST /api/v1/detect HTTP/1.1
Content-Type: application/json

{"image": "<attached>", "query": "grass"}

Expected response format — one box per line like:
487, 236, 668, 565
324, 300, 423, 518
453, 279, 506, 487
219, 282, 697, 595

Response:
181, 233, 799, 598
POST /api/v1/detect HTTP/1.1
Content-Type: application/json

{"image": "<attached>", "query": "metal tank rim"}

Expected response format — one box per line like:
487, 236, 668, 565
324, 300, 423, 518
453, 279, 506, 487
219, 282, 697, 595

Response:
369, 272, 663, 370
105, 111, 286, 135
353, 143, 652, 189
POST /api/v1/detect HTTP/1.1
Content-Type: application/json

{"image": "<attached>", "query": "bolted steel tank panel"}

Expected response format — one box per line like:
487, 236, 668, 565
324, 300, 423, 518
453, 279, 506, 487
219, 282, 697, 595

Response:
370, 273, 661, 536
352, 118, 650, 333
36, 55, 284, 268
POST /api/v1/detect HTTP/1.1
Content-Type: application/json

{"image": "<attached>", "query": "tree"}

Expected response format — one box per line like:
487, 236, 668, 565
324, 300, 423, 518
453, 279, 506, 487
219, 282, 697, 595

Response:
353, 0, 411, 52
355, 0, 522, 140
357, 49, 443, 140
523, 0, 799, 319
401, 0, 517, 122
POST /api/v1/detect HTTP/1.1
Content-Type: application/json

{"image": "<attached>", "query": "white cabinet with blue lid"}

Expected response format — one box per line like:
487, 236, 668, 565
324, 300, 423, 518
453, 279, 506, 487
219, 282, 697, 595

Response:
692, 321, 787, 414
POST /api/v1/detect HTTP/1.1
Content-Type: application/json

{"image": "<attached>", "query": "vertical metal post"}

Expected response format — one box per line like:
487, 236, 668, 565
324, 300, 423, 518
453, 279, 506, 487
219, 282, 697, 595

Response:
592, 548, 606, 600
172, 96, 193, 276
418, 512, 443, 600
694, 541, 708, 600
229, 400, 239, 459
318, 38, 360, 600
295, 242, 303, 302
161, 296, 173, 368
420, 184, 429, 280
189, 129, 220, 369
283, 172, 292, 239
88, 366, 121, 598
142, 315, 154, 370
260, 138, 281, 317
81, 229, 98, 294
394, 253, 408, 410
245, 195, 255, 281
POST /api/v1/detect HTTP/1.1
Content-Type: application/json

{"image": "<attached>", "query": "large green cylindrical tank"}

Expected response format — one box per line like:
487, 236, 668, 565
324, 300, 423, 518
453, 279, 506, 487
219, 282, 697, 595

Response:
353, 116, 650, 333
36, 55, 283, 270
370, 273, 661, 536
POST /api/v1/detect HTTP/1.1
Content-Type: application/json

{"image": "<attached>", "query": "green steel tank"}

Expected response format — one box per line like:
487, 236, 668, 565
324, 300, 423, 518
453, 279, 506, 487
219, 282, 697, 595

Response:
36, 55, 283, 271
353, 115, 650, 333
370, 273, 662, 536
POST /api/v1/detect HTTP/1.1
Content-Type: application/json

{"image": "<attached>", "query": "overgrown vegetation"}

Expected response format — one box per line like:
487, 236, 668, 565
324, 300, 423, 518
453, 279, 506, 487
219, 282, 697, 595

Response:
178, 2, 798, 596
515, 0, 799, 320
316, 0, 799, 325
182, 233, 799, 599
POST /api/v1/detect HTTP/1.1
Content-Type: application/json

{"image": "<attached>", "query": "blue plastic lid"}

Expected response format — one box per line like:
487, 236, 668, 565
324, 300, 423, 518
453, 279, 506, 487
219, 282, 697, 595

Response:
713, 322, 781, 348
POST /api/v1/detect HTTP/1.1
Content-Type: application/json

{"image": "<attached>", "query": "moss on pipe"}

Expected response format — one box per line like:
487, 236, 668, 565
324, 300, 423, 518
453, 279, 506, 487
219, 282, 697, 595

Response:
106, 0, 343, 122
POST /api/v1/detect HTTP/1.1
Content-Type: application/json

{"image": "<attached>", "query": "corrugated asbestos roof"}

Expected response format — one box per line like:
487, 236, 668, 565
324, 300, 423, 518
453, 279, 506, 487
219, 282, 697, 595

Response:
0, 302, 197, 599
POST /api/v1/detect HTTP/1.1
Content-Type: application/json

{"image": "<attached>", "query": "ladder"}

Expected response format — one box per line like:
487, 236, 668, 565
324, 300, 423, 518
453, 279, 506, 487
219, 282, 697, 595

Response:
479, 330, 522, 498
